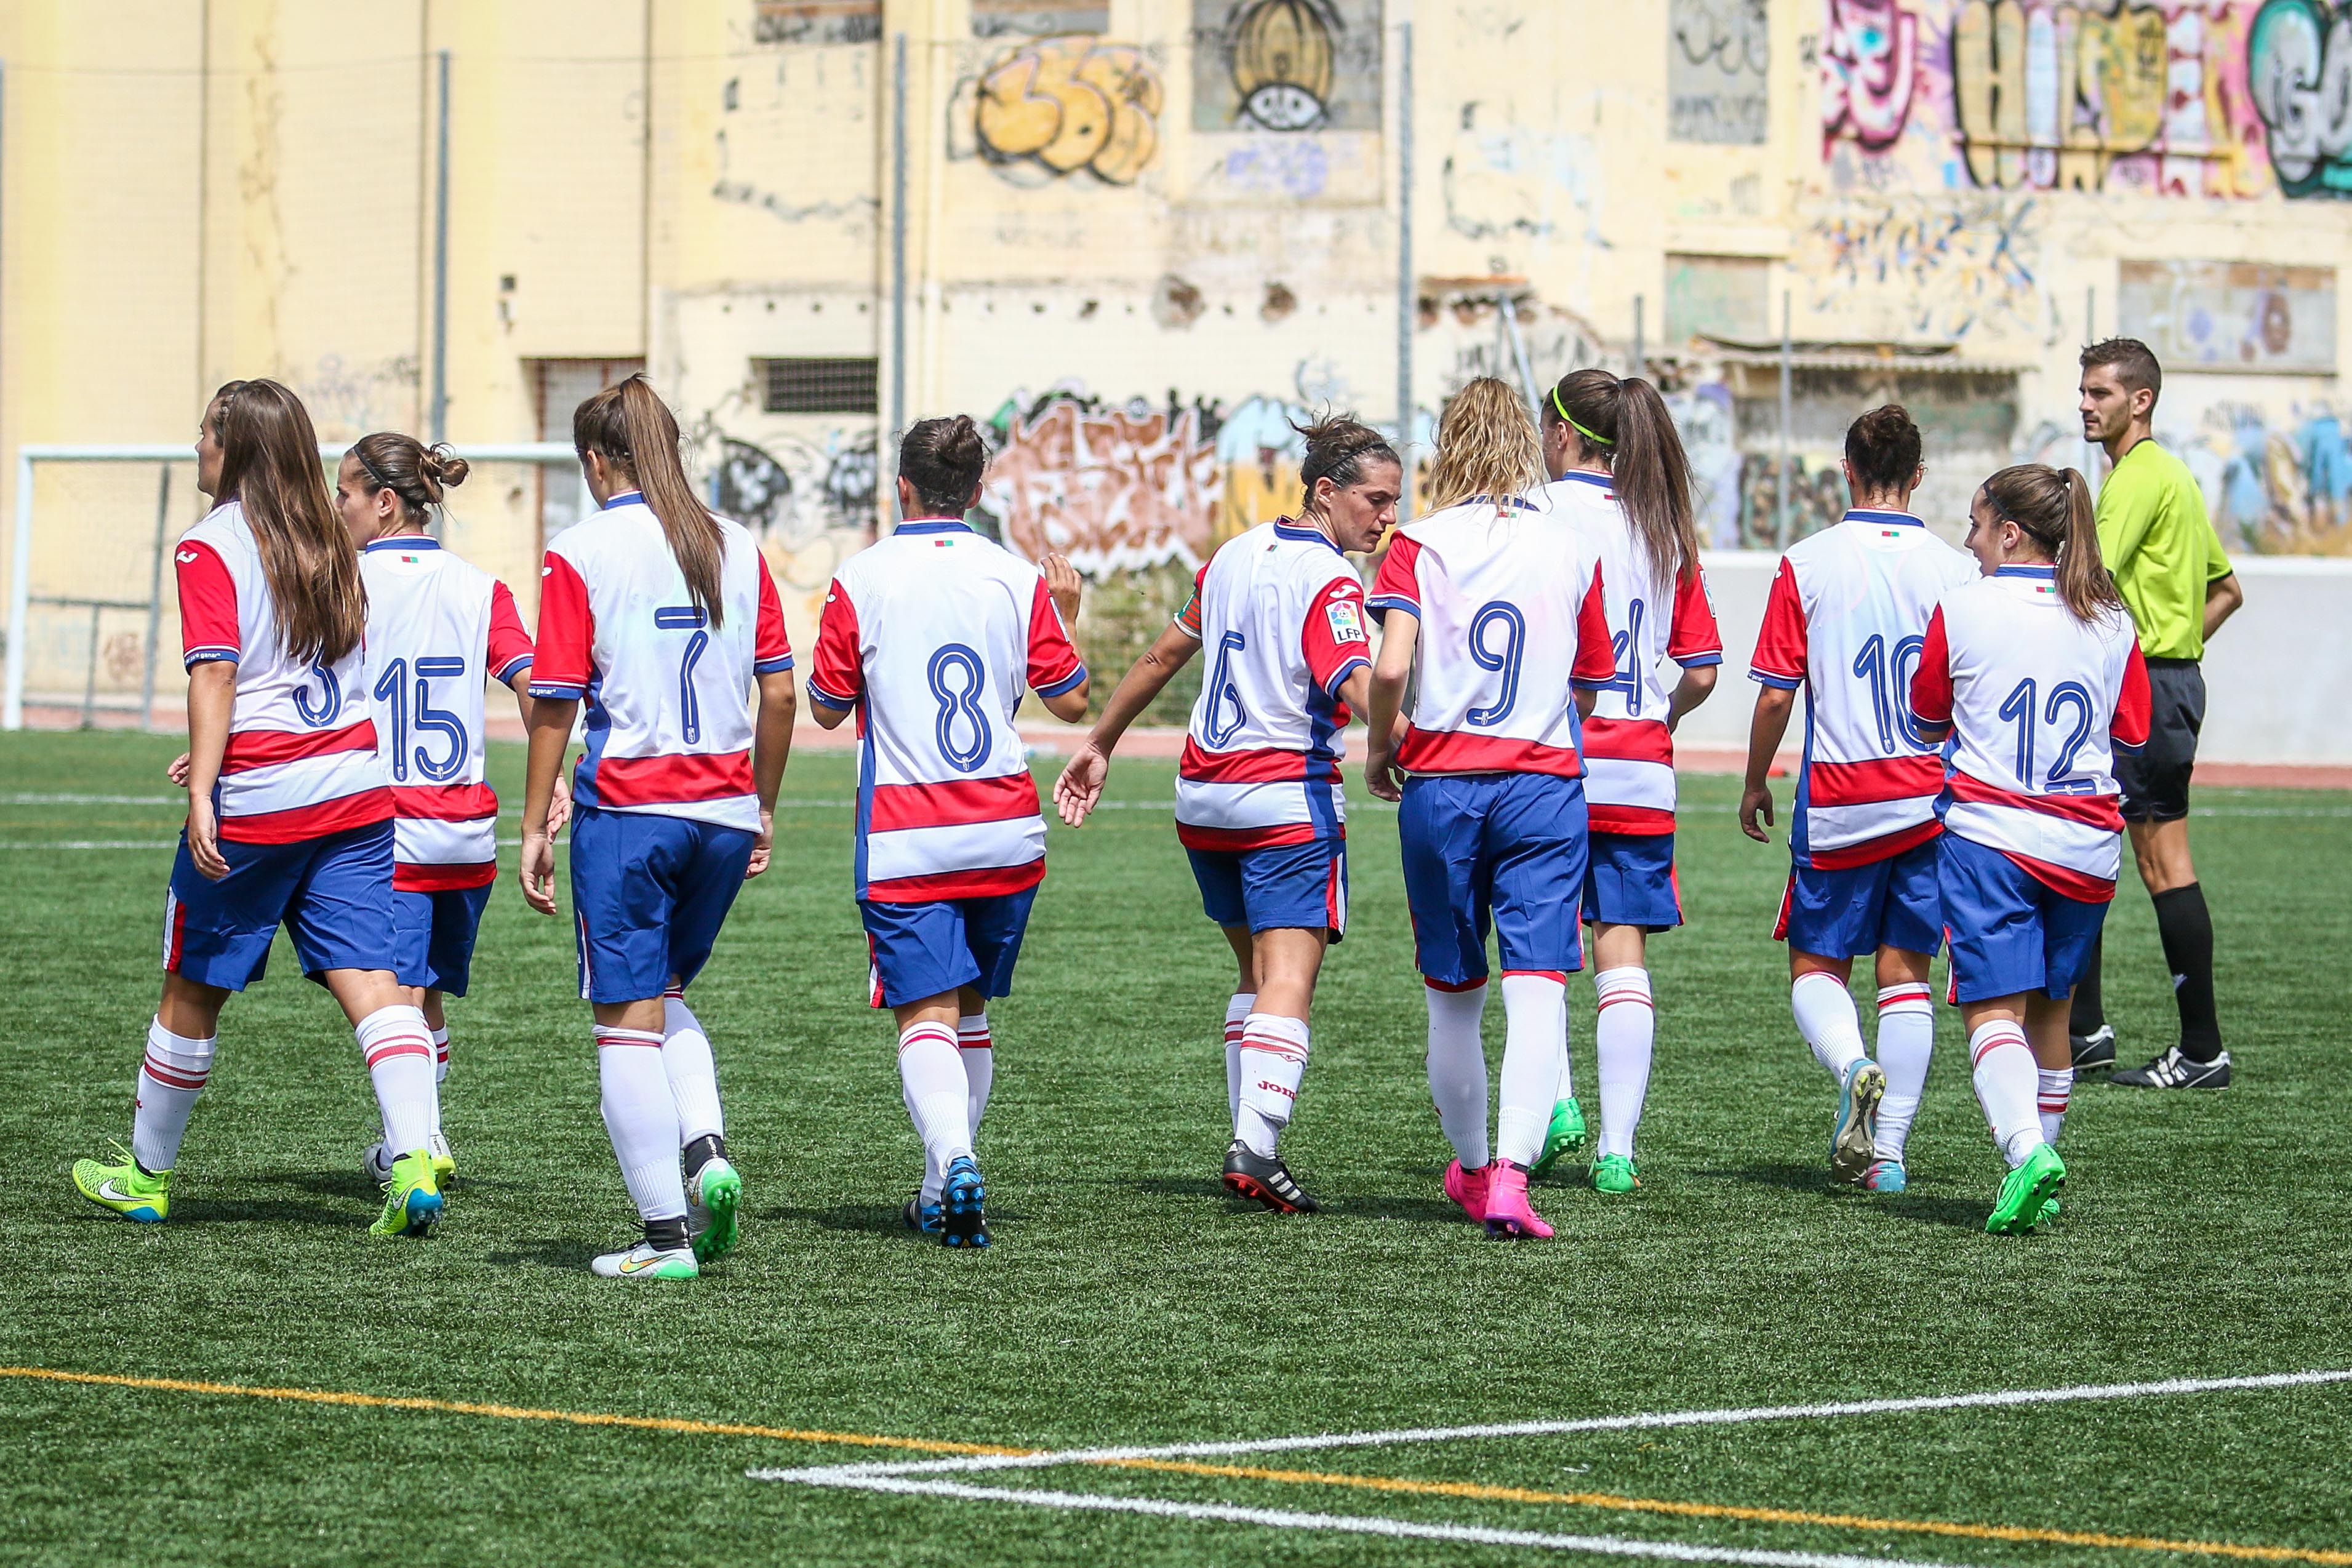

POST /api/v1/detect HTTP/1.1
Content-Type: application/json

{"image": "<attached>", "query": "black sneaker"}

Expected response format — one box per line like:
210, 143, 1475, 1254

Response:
1222, 1138, 1319, 1214
902, 1193, 942, 1234
2070, 1024, 2117, 1073
2111, 1045, 2231, 1089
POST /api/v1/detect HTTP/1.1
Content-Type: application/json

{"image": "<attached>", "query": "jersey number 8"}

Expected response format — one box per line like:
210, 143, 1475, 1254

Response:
928, 644, 993, 773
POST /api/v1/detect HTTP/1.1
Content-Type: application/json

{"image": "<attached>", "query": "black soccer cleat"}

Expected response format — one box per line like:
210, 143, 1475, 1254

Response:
902, 1193, 942, 1234
2111, 1044, 2231, 1089
2070, 1024, 2117, 1073
940, 1156, 990, 1248
1222, 1138, 1319, 1214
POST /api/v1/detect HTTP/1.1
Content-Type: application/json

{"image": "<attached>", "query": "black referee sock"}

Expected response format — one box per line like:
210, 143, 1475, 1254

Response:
2153, 882, 2223, 1063
2068, 934, 2105, 1036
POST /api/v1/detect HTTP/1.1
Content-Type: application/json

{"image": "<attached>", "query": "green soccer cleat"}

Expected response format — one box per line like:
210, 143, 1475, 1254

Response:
428, 1133, 455, 1187
2038, 1194, 2062, 1227
1529, 1097, 1586, 1180
1986, 1144, 2066, 1236
1590, 1153, 1641, 1195
688, 1156, 742, 1264
369, 1149, 444, 1239
73, 1145, 169, 1223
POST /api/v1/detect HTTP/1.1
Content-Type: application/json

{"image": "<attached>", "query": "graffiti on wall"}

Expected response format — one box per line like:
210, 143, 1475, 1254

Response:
2118, 258, 2338, 371
703, 430, 878, 588
972, 2, 1110, 36
2165, 401, 2352, 552
975, 36, 1164, 185
1823, 0, 1920, 150
750, 1, 879, 45
1672, 0, 1770, 144
1801, 192, 2052, 340
2249, 0, 2352, 198
1191, 1, 1383, 133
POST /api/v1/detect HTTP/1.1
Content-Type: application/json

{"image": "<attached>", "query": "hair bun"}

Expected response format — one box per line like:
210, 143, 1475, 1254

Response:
423, 444, 470, 493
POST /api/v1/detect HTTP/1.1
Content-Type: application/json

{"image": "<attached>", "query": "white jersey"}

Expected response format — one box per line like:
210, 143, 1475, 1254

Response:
358, 534, 537, 890
174, 501, 390, 843
1174, 519, 1372, 851
529, 492, 793, 833
1366, 494, 1615, 777
1910, 564, 2152, 900
1540, 473, 1723, 829
1749, 510, 1980, 868
805, 517, 1086, 903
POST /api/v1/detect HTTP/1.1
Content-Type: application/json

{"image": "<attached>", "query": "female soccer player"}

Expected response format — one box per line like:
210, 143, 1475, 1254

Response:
518, 375, 798, 1281
1056, 416, 1399, 1214
1908, 464, 2148, 1234
1365, 379, 1616, 1238
806, 415, 1088, 1249
73, 380, 444, 1239
1532, 369, 1722, 1196
1742, 406, 1977, 1192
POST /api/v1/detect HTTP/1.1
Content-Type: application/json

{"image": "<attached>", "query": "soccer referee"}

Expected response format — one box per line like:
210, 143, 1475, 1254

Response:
2070, 338, 2243, 1089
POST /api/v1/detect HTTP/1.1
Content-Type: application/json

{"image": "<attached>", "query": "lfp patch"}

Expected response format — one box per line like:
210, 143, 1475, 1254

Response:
1326, 598, 1367, 644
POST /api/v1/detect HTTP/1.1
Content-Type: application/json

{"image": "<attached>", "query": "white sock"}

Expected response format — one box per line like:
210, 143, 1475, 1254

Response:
1497, 973, 1567, 1167
660, 990, 724, 1146
594, 1025, 687, 1222
1793, 970, 1868, 1082
1593, 967, 1654, 1161
1968, 1018, 2044, 1169
1223, 991, 1255, 1124
431, 1026, 450, 1085
960, 1013, 994, 1135
2038, 1066, 2073, 1147
1235, 1012, 1309, 1158
1874, 982, 1935, 1159
1424, 982, 1489, 1167
900, 1020, 973, 1174
132, 1017, 215, 1173
356, 1004, 437, 1156
1551, 1025, 1577, 1103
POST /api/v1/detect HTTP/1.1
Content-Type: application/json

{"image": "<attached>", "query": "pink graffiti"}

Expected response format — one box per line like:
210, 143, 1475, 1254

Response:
983, 401, 1220, 573
1823, 0, 1919, 151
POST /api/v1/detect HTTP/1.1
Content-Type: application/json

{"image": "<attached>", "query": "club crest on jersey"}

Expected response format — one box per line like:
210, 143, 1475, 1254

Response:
1325, 599, 1366, 644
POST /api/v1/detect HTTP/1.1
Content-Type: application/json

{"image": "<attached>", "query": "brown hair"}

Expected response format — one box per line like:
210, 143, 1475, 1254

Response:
574, 375, 726, 626
1844, 404, 1922, 496
2081, 337, 2163, 409
899, 415, 989, 518
350, 433, 471, 526
210, 380, 369, 666
1544, 368, 1700, 589
1293, 414, 1399, 514
1979, 463, 2122, 624
1420, 377, 1545, 513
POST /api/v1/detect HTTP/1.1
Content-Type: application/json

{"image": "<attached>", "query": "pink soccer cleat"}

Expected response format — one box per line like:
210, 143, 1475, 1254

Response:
1482, 1161, 1553, 1239
1442, 1158, 1492, 1222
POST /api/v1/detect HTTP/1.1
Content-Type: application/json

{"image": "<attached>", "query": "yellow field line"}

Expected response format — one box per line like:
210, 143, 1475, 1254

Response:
0, 1366, 1024, 1457
1105, 1457, 2352, 1566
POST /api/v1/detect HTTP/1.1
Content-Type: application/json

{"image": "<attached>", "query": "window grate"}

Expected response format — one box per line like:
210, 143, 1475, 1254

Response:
758, 358, 879, 415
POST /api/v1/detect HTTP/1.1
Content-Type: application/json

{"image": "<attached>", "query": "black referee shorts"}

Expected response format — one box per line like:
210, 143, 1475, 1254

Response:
2116, 657, 2204, 824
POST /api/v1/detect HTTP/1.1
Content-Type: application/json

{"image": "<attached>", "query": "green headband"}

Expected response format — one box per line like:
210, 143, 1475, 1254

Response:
1551, 385, 1614, 447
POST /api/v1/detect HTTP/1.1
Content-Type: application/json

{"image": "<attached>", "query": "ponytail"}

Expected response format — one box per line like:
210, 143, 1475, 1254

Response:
1544, 369, 1700, 589
574, 375, 726, 627
1980, 463, 2123, 625
210, 379, 369, 666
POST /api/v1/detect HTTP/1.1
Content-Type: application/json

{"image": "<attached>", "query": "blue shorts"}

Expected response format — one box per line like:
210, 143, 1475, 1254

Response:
569, 807, 755, 1004
392, 884, 495, 996
1186, 838, 1348, 938
1937, 831, 2110, 1003
861, 887, 1039, 1009
1777, 838, 1943, 959
162, 820, 398, 991
1583, 831, 1682, 931
1398, 772, 1587, 986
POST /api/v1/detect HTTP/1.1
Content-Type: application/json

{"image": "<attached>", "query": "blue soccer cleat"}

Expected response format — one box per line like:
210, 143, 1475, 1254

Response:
1860, 1158, 1907, 1193
940, 1155, 990, 1249
902, 1193, 942, 1234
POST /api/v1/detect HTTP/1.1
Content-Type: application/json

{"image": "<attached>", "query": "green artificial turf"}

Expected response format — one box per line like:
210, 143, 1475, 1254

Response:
2, 729, 2348, 1567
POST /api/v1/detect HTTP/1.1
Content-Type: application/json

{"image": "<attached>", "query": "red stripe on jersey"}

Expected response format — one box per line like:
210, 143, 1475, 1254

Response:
222, 721, 380, 773
216, 786, 394, 844
1589, 802, 1675, 836
1945, 770, 2124, 830
863, 860, 1047, 903
390, 782, 498, 822
174, 539, 241, 662
1750, 558, 1810, 683
1803, 817, 1942, 870
868, 773, 1041, 833
1572, 573, 1616, 685
1999, 846, 2119, 903
591, 751, 754, 806
1666, 563, 1724, 662
1501, 968, 1569, 983
1396, 727, 1584, 779
486, 578, 537, 678
394, 860, 497, 892
1179, 739, 1340, 785
1175, 822, 1334, 852
2114, 643, 2153, 750
1579, 715, 1673, 765
1422, 974, 1486, 993
1806, 755, 1945, 807
531, 553, 596, 692
1026, 575, 1086, 693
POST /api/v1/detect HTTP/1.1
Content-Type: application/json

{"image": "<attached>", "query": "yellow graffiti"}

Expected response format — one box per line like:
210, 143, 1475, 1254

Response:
976, 36, 1163, 185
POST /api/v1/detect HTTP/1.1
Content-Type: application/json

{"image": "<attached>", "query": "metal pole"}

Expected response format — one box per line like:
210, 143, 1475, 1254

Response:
1395, 20, 1414, 517
6, 451, 30, 730
1777, 289, 1793, 547
1632, 294, 1644, 379
430, 49, 450, 444
889, 31, 908, 534
140, 463, 171, 732
2082, 284, 2100, 499
79, 604, 100, 729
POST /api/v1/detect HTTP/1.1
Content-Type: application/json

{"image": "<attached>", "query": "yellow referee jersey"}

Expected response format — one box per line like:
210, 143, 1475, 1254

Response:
2095, 438, 2233, 661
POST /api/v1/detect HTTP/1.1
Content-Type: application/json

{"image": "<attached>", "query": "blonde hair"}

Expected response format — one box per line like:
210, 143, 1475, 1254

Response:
1420, 378, 1544, 514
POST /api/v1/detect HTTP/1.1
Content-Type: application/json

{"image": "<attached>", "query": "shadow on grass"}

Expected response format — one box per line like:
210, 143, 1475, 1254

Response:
165, 1196, 361, 1228
483, 1238, 604, 1271
1692, 1162, 1989, 1230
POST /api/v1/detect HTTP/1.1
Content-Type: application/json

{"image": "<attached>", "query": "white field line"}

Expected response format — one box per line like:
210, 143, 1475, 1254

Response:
782, 1472, 1969, 1568
754, 1368, 2352, 1484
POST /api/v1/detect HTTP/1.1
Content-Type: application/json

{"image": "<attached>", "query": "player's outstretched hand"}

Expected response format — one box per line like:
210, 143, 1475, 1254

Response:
519, 828, 559, 916
186, 794, 229, 881
544, 774, 574, 839
746, 808, 774, 879
1738, 783, 1775, 843
1365, 742, 1403, 802
166, 752, 191, 788
1054, 743, 1108, 827
1042, 551, 1082, 626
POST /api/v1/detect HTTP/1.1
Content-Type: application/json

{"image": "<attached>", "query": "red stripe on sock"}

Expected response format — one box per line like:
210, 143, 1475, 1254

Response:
141, 1057, 209, 1091
1596, 994, 1654, 1012
1970, 1032, 2028, 1067
591, 1029, 664, 1049
897, 1025, 957, 1054
364, 1040, 433, 1066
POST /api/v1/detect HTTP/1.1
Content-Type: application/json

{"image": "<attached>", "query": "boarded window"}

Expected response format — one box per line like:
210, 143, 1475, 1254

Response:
1666, 254, 1770, 345
758, 357, 880, 415
2118, 261, 2337, 374
527, 358, 645, 549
